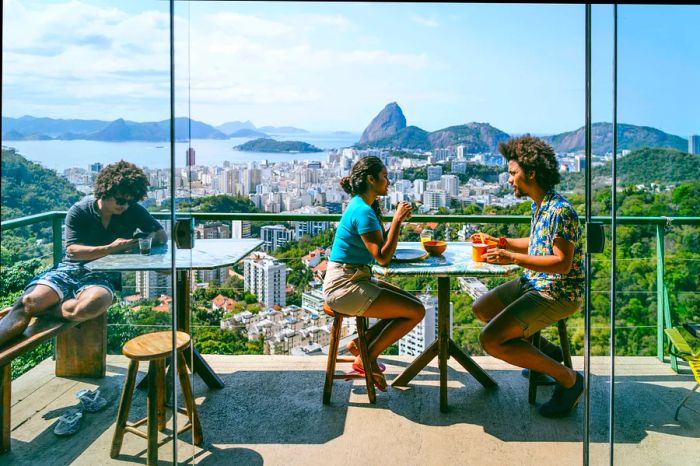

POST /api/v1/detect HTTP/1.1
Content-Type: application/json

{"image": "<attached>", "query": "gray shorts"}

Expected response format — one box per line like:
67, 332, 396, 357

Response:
490, 277, 581, 337
323, 261, 382, 316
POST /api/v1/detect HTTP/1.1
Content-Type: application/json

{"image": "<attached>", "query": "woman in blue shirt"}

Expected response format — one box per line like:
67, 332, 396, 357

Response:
323, 156, 425, 391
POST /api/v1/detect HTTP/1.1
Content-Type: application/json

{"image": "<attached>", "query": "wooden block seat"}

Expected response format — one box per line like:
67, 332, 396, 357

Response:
1, 313, 106, 454
322, 303, 377, 405
111, 331, 203, 465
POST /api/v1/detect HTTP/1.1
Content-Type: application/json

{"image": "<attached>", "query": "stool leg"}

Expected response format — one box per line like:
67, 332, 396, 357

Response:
558, 319, 573, 369
356, 317, 376, 404
323, 315, 343, 405
111, 359, 139, 458
147, 361, 159, 466
528, 331, 541, 405
154, 359, 167, 431
177, 352, 203, 445
1, 364, 11, 454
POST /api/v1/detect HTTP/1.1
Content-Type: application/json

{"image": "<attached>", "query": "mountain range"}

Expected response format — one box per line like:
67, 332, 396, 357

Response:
1, 116, 310, 142
356, 102, 689, 155
2, 110, 690, 155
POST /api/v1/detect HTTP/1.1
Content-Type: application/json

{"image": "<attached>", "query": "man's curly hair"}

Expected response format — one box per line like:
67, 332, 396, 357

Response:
499, 135, 560, 192
93, 160, 149, 201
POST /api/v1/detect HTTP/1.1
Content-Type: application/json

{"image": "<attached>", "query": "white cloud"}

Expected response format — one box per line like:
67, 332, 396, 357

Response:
3, 1, 430, 126
410, 14, 439, 28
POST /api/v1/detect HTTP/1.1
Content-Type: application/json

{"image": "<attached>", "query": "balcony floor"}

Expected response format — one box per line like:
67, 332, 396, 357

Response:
4, 354, 699, 465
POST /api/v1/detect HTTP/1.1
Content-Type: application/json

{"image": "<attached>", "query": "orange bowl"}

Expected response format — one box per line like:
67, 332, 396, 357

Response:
423, 240, 447, 256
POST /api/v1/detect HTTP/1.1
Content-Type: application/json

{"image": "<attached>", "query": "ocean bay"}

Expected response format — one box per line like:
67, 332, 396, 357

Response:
3, 132, 359, 172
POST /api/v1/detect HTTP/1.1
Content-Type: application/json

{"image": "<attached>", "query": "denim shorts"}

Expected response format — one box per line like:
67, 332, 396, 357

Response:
490, 277, 581, 338
25, 262, 119, 302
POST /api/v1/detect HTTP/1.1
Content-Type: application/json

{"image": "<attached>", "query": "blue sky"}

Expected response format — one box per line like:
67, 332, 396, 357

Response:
2, 1, 698, 136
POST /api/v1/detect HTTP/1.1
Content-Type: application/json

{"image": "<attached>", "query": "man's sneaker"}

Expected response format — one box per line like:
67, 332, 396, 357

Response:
76, 388, 107, 413
54, 409, 83, 436
521, 343, 564, 378
539, 372, 584, 418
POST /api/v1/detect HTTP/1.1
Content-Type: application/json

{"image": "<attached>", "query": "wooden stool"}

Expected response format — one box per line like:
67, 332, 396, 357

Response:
322, 303, 377, 405
528, 319, 573, 404
111, 331, 203, 465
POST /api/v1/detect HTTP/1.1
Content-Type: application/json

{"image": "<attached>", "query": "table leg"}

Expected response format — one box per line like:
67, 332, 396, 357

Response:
448, 340, 497, 388
392, 340, 438, 387
438, 276, 450, 413
176, 270, 225, 389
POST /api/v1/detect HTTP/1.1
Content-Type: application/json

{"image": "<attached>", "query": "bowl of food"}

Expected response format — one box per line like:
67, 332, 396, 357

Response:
422, 240, 447, 256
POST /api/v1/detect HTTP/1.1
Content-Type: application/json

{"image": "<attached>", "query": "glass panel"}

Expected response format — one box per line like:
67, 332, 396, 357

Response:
585, 4, 615, 463
613, 5, 700, 464
1, 0, 175, 462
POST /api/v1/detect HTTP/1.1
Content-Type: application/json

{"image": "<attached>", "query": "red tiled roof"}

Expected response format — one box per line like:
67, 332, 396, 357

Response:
312, 260, 328, 273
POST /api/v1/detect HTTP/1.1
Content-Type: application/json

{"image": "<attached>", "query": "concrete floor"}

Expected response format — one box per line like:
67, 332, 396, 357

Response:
3, 355, 698, 465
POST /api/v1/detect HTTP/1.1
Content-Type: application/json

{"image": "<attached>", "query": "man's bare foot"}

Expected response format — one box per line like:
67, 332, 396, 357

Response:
0, 308, 32, 346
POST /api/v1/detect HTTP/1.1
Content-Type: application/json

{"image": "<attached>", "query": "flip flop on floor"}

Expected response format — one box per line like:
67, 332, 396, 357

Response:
54, 409, 83, 436
351, 363, 388, 392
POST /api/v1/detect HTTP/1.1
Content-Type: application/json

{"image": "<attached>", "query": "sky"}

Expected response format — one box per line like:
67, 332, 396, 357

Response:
2, 1, 698, 136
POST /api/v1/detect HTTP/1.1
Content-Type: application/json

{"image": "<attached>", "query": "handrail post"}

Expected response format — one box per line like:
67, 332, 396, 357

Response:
52, 213, 62, 266
656, 224, 665, 362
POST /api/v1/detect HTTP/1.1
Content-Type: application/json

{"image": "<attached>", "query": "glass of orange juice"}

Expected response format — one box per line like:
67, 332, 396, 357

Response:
420, 229, 433, 247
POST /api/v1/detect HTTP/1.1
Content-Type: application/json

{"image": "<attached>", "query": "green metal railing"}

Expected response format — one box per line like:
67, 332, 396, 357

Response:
3, 210, 699, 364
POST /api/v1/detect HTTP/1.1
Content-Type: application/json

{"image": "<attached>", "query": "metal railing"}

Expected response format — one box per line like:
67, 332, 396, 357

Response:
3, 210, 699, 363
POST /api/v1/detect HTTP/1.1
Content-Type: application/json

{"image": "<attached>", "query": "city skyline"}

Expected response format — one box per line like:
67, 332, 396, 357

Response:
3, 1, 699, 136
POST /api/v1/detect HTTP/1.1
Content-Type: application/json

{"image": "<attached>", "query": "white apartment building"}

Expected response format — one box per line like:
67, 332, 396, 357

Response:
398, 288, 453, 357
244, 253, 287, 307
135, 271, 172, 299
232, 220, 252, 239
414, 179, 427, 197
441, 174, 460, 197
261, 225, 294, 252
423, 190, 448, 210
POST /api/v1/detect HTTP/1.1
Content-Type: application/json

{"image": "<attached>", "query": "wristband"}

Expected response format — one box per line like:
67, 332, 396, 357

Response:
498, 236, 508, 249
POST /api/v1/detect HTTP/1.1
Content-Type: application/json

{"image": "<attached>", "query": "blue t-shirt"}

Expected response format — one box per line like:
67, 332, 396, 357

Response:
329, 196, 383, 265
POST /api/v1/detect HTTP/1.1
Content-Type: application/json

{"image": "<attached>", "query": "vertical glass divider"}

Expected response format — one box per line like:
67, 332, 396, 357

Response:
168, 0, 179, 462
609, 4, 618, 463
583, 4, 592, 465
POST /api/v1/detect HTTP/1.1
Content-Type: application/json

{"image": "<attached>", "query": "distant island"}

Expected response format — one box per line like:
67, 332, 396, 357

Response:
229, 128, 269, 138
233, 138, 323, 153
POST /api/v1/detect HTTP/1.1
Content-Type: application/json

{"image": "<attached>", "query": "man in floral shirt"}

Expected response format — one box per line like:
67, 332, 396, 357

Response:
472, 135, 584, 418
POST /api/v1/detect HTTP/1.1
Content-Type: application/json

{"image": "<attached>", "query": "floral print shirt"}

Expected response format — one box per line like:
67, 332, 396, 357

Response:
523, 191, 584, 301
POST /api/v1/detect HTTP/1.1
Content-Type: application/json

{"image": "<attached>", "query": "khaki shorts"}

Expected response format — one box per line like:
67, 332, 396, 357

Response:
323, 261, 382, 316
491, 277, 581, 338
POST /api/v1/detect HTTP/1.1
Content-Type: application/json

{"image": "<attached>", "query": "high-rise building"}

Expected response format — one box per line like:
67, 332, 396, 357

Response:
135, 271, 172, 299
398, 288, 452, 357
294, 220, 329, 239
451, 161, 467, 174
89, 162, 103, 173
575, 155, 586, 172
232, 220, 252, 239
689, 135, 700, 155
422, 190, 448, 210
261, 225, 294, 252
414, 179, 427, 197
186, 147, 195, 167
441, 175, 459, 197
244, 253, 286, 307
427, 165, 443, 182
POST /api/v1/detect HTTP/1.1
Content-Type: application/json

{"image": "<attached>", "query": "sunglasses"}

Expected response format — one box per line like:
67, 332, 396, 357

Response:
114, 197, 136, 206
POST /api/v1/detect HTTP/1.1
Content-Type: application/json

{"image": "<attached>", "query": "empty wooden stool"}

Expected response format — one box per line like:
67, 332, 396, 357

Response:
528, 319, 573, 404
322, 303, 377, 405
111, 331, 203, 465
